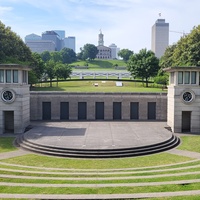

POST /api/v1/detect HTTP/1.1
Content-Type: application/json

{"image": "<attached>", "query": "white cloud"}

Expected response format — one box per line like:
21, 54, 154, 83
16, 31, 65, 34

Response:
0, 6, 13, 16
89, 0, 135, 9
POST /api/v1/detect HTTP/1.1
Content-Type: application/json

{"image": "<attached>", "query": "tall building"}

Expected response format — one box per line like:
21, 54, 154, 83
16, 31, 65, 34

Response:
42, 31, 62, 51
25, 34, 41, 43
109, 43, 120, 59
64, 36, 76, 52
26, 40, 55, 53
96, 30, 111, 59
53, 30, 65, 39
151, 19, 169, 58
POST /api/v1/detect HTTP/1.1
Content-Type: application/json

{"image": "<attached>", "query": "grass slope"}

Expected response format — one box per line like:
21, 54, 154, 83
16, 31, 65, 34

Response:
178, 136, 200, 153
0, 137, 17, 153
71, 59, 127, 69
0, 183, 200, 194
2, 153, 192, 169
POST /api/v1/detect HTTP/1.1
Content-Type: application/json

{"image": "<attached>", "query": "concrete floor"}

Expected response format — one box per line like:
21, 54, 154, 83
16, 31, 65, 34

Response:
24, 121, 173, 150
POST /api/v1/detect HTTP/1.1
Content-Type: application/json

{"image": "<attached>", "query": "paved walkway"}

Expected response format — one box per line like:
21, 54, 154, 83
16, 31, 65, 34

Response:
168, 148, 200, 159
1, 191, 200, 199
1, 171, 200, 180
1, 179, 200, 187
0, 149, 30, 160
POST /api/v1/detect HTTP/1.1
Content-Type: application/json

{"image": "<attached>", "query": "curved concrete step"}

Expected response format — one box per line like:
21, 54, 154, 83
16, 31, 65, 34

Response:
17, 134, 179, 154
15, 134, 180, 158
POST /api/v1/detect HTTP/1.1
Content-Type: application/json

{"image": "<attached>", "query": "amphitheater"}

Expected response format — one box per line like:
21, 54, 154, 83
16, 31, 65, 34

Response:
1, 65, 200, 199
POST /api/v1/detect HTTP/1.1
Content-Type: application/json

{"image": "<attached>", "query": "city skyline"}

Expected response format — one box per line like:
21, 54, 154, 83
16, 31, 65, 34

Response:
25, 30, 76, 53
0, 0, 199, 53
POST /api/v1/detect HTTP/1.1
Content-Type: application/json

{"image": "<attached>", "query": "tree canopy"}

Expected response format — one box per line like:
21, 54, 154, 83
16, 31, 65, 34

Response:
44, 61, 72, 87
41, 51, 51, 62
118, 49, 133, 62
61, 48, 77, 64
80, 44, 98, 60
0, 21, 32, 64
127, 49, 160, 87
54, 63, 72, 80
160, 25, 200, 67
28, 52, 45, 85
44, 60, 56, 87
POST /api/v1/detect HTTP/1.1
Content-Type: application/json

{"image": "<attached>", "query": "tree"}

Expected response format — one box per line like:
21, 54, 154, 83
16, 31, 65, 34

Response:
29, 53, 45, 81
55, 63, 72, 80
28, 70, 39, 87
154, 75, 168, 86
41, 51, 51, 62
159, 44, 177, 68
81, 44, 98, 60
118, 49, 133, 62
161, 25, 200, 67
127, 49, 160, 87
44, 60, 56, 87
61, 64, 72, 80
77, 48, 84, 60
173, 25, 200, 66
0, 21, 32, 63
49, 62, 72, 87
61, 48, 77, 64
50, 51, 62, 63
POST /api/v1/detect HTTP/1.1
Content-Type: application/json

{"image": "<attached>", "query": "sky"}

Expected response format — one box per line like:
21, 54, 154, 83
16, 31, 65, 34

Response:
0, 0, 200, 53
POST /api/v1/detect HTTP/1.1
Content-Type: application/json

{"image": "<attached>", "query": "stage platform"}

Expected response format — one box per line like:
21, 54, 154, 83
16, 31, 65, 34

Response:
16, 121, 180, 158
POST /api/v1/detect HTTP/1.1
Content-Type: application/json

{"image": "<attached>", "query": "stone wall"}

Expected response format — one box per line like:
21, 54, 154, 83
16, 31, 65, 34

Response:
168, 85, 200, 132
30, 92, 167, 121
0, 85, 30, 134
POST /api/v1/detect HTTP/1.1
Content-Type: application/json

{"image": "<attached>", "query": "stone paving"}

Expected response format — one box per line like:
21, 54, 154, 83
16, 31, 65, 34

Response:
1, 179, 200, 187
24, 121, 173, 150
0, 149, 29, 160
168, 148, 200, 159
1, 191, 200, 199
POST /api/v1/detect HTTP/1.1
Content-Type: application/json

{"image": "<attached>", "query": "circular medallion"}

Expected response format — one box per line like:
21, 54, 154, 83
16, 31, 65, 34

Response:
1, 89, 15, 103
182, 91, 194, 103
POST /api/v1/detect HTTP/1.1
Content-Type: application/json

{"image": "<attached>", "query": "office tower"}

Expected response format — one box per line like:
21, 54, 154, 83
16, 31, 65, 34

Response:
25, 33, 41, 43
26, 40, 55, 53
53, 30, 65, 39
42, 31, 62, 51
109, 43, 120, 59
64, 36, 76, 52
151, 19, 169, 58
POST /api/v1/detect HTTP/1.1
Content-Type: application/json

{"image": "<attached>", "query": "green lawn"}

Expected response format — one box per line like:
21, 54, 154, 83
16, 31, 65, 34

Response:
0, 183, 200, 194
0, 137, 17, 153
32, 80, 165, 93
1, 173, 200, 184
2, 153, 192, 169
178, 136, 200, 153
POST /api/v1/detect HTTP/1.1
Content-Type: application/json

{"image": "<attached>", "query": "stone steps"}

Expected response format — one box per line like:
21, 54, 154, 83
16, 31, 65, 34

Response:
15, 134, 180, 158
